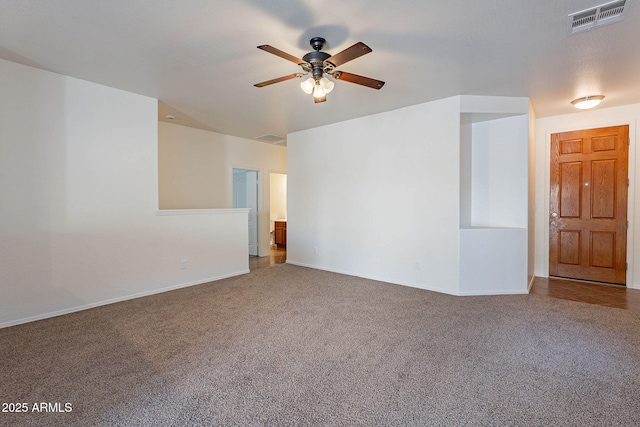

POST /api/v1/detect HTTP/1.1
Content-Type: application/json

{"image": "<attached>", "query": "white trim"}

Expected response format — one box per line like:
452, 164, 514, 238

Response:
528, 275, 536, 292
628, 120, 637, 288
457, 289, 530, 296
156, 208, 250, 216
287, 261, 529, 296
0, 270, 249, 329
286, 261, 457, 296
541, 119, 636, 288
269, 168, 288, 176
232, 167, 268, 256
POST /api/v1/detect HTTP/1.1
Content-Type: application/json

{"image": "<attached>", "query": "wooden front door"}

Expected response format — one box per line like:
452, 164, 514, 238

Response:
549, 125, 629, 285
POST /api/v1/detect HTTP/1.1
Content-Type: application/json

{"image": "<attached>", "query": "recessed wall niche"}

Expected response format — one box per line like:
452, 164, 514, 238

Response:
458, 96, 529, 295
460, 112, 528, 228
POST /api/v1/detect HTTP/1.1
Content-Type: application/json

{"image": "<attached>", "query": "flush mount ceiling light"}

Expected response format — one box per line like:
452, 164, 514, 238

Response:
571, 95, 605, 109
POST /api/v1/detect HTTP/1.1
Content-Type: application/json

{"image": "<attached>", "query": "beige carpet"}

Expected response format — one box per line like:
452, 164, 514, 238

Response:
2, 264, 639, 426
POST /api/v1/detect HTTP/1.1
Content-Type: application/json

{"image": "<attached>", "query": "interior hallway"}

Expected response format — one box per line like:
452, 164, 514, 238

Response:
249, 246, 286, 270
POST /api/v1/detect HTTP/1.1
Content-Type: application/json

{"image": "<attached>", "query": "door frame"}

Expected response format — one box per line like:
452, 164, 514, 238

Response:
541, 120, 636, 287
232, 167, 263, 256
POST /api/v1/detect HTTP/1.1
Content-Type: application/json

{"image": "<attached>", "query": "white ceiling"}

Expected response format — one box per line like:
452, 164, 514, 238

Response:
2, 0, 639, 142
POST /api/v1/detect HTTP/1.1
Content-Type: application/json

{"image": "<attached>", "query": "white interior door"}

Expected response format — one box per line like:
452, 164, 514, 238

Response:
245, 171, 258, 256
233, 169, 258, 256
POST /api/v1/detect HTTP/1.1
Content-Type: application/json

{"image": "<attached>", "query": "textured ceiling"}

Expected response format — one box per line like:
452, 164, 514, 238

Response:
2, 0, 639, 142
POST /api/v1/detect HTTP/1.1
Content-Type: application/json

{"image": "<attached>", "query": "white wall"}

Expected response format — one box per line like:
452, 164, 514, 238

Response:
459, 228, 527, 294
462, 115, 529, 228
158, 122, 287, 255
535, 103, 640, 289
0, 59, 249, 327
158, 124, 228, 209
472, 117, 528, 226
288, 95, 530, 295
457, 97, 530, 295
458, 115, 529, 295
528, 102, 537, 287
287, 97, 462, 294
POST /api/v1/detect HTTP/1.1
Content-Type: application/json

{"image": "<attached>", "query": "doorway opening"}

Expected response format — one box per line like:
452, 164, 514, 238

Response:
549, 125, 629, 285
233, 169, 259, 257
269, 172, 287, 263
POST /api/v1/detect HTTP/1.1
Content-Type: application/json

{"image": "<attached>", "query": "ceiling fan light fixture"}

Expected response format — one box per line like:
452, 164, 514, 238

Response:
571, 95, 605, 109
302, 77, 333, 98
319, 77, 334, 93
301, 77, 315, 94
312, 82, 326, 99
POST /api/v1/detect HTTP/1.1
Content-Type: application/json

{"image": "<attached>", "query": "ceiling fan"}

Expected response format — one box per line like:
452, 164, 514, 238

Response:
254, 37, 385, 103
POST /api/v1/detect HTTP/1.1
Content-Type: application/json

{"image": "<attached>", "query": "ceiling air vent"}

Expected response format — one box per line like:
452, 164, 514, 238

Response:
255, 134, 286, 144
568, 0, 630, 34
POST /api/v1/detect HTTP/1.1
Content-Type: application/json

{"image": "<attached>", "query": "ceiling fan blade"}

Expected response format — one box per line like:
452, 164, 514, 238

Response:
332, 71, 385, 89
326, 42, 372, 67
254, 73, 303, 87
314, 95, 327, 103
257, 45, 306, 65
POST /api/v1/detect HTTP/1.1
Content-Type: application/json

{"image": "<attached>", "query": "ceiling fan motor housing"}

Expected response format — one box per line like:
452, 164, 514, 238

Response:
303, 50, 331, 80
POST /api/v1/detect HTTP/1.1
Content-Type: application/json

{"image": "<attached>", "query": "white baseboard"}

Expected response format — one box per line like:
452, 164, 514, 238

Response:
0, 270, 250, 329
287, 261, 530, 296
286, 260, 457, 296
457, 289, 530, 296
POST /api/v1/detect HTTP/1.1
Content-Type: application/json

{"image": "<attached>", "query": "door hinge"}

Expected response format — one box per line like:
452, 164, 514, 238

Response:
628, 178, 630, 187
626, 262, 628, 271
627, 220, 629, 229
